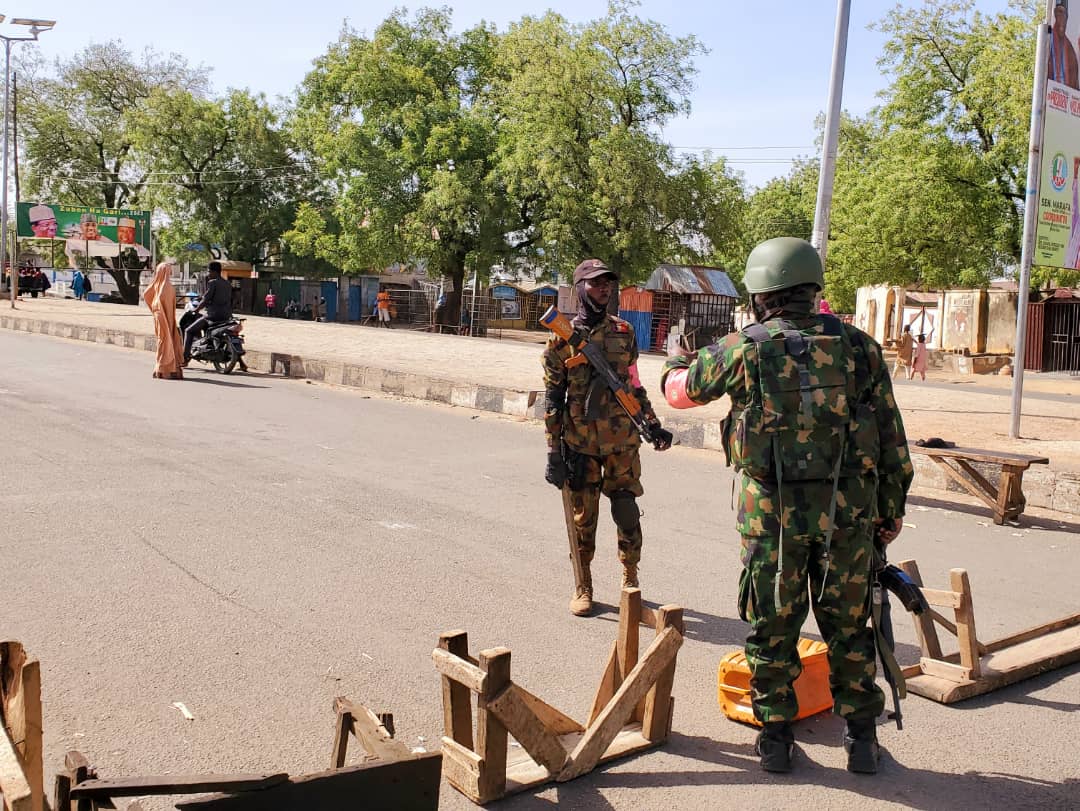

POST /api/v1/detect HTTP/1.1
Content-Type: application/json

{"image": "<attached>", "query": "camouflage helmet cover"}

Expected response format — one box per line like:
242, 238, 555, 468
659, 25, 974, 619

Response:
743, 237, 824, 294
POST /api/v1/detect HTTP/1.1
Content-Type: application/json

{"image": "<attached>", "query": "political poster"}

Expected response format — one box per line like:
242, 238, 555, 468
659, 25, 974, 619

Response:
16, 202, 152, 269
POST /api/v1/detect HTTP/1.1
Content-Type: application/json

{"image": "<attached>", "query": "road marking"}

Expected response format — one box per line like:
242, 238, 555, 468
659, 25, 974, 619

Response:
378, 521, 415, 531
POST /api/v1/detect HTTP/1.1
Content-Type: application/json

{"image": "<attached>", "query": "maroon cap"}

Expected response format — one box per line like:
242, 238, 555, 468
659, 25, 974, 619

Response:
573, 258, 617, 285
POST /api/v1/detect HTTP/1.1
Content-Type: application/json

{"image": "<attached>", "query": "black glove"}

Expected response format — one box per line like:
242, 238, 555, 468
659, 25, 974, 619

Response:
545, 450, 568, 489
649, 421, 673, 451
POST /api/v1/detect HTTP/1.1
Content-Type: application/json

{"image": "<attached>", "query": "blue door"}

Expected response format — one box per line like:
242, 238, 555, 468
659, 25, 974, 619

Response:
321, 281, 338, 321
348, 285, 362, 321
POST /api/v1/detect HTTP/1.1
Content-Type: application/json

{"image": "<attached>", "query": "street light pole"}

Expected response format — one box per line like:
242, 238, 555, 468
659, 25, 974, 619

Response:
0, 17, 56, 308
810, 0, 852, 267
2, 38, 13, 306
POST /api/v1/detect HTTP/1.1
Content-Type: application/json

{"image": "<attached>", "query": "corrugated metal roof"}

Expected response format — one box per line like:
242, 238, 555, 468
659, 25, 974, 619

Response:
643, 264, 738, 298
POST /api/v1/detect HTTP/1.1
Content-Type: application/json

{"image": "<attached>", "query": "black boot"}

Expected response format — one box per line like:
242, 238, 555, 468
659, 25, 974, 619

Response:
755, 721, 794, 773
843, 718, 880, 774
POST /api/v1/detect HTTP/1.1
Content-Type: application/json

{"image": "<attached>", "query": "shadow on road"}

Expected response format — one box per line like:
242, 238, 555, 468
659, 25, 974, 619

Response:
184, 375, 270, 390
501, 726, 1077, 809
907, 494, 1080, 534
937, 661, 1080, 715
590, 600, 747, 649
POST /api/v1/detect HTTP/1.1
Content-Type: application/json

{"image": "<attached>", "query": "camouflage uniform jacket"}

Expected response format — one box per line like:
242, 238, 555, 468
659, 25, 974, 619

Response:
542, 315, 656, 457
662, 315, 913, 534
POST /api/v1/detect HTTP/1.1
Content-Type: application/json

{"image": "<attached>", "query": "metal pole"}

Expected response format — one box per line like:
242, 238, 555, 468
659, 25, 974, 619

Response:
2, 40, 13, 307
1010, 4, 1053, 438
810, 0, 852, 266
470, 267, 478, 337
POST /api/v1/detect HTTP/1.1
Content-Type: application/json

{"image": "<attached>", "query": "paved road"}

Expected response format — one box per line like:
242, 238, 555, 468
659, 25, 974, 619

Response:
3, 330, 1078, 810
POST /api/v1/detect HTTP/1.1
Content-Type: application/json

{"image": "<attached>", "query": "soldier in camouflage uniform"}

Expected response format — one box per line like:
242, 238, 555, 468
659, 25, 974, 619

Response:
661, 238, 913, 774
543, 259, 673, 617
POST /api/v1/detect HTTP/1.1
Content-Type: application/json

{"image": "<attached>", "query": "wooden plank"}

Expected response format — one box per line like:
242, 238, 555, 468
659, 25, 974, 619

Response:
437, 631, 474, 750
504, 724, 660, 798
488, 686, 568, 775
475, 648, 511, 803
639, 606, 657, 630
931, 457, 999, 511
70, 774, 289, 799
52, 774, 71, 811
558, 627, 682, 782
440, 737, 481, 801
908, 623, 1080, 704
587, 642, 619, 727
898, 560, 943, 660
641, 607, 683, 742
953, 458, 999, 501
919, 588, 962, 609
617, 589, 642, 682
0, 643, 43, 811
909, 445, 1049, 466
330, 708, 352, 769
952, 569, 981, 679
175, 754, 442, 811
511, 685, 583, 735
431, 648, 487, 694
0, 726, 32, 811
918, 657, 972, 683
64, 751, 92, 811
333, 699, 410, 762
925, 609, 991, 656
983, 613, 1080, 654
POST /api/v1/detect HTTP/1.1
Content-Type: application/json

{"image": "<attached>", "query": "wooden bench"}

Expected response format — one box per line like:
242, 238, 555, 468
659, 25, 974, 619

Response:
910, 445, 1049, 525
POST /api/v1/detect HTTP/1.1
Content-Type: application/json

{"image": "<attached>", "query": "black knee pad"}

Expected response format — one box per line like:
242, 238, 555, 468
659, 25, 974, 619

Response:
610, 491, 641, 532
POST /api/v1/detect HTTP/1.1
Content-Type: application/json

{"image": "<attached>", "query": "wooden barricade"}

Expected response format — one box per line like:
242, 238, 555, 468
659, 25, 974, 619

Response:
898, 560, 1080, 703
54, 698, 441, 811
1, 642, 44, 811
433, 588, 684, 805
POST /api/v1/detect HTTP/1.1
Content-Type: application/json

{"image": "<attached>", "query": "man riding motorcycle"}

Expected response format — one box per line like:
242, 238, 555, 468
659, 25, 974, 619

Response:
183, 261, 234, 368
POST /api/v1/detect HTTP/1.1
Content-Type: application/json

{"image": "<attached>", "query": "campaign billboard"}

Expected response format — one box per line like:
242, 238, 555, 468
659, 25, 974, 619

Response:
1035, 0, 1080, 268
16, 202, 152, 269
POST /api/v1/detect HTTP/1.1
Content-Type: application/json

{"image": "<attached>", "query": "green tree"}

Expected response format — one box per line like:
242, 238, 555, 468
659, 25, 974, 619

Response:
131, 88, 308, 267
19, 42, 207, 302
497, 3, 745, 282
288, 9, 527, 325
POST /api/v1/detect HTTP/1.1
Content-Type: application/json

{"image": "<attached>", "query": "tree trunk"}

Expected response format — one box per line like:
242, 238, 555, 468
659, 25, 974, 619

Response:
438, 253, 467, 329
109, 269, 142, 304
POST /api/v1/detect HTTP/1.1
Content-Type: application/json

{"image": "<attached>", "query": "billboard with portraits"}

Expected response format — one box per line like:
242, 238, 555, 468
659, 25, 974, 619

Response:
16, 202, 152, 269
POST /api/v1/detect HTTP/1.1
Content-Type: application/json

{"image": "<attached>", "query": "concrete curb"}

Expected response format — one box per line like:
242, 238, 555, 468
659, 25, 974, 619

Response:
5, 313, 1079, 519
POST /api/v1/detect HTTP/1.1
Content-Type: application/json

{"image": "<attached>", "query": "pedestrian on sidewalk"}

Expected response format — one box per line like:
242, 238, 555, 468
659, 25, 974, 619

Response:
143, 261, 184, 380
376, 288, 392, 327
265, 289, 277, 317
661, 238, 913, 775
542, 258, 673, 618
912, 333, 929, 381
893, 325, 913, 379
72, 270, 86, 300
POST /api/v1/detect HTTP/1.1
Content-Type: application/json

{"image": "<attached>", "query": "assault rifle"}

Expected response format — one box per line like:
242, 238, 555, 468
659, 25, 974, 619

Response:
873, 532, 929, 730
539, 306, 665, 449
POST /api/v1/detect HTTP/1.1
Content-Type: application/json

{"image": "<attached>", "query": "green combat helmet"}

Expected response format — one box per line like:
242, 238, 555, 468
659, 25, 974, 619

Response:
743, 237, 824, 294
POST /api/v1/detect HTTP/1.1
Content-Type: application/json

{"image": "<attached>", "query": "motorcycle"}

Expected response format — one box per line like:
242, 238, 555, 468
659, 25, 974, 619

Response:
179, 311, 247, 374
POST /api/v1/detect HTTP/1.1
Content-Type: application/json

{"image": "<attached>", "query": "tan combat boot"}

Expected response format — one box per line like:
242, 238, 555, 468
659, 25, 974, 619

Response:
569, 568, 594, 617
621, 563, 639, 589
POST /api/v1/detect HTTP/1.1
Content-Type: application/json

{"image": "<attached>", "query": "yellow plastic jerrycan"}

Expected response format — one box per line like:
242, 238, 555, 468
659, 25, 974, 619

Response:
717, 638, 833, 726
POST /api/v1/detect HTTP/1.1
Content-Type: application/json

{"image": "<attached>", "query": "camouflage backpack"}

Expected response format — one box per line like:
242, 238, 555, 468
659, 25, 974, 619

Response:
724, 314, 869, 483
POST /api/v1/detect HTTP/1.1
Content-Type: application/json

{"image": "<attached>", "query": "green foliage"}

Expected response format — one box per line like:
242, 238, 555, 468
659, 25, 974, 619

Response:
19, 42, 208, 301
288, 7, 516, 310
130, 88, 309, 266
496, 2, 745, 283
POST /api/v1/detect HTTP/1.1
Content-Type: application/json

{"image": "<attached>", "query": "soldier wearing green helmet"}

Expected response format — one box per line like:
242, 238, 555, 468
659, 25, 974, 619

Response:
661, 237, 913, 775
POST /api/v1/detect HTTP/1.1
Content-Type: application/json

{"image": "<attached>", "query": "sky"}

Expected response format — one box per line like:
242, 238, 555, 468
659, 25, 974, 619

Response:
20, 0, 1019, 189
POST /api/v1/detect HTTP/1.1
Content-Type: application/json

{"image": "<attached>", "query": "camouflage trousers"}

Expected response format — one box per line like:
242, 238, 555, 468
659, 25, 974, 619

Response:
569, 448, 644, 566
738, 521, 885, 723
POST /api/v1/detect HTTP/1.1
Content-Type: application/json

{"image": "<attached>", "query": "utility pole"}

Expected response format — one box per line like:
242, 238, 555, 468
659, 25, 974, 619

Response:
1, 18, 56, 308
810, 0, 852, 267
1009, 1, 1054, 438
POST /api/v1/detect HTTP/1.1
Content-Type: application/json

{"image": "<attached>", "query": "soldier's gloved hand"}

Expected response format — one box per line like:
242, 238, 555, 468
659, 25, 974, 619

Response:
649, 422, 674, 451
545, 450, 568, 489
875, 517, 903, 545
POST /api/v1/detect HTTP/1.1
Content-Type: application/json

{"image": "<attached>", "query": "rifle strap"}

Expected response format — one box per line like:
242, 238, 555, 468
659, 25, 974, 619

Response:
871, 581, 908, 729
